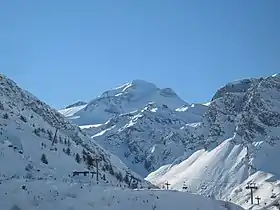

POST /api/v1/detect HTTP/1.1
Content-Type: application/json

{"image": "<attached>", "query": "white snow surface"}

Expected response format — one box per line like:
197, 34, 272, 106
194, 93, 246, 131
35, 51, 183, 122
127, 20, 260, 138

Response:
59, 104, 87, 118
81, 102, 208, 177
61, 74, 280, 209
0, 74, 242, 210
0, 180, 242, 210
59, 80, 208, 177
147, 74, 280, 209
59, 79, 189, 125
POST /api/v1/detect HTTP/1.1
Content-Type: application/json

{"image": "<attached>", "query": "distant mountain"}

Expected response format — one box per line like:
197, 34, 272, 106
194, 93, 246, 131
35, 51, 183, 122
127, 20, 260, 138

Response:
0, 74, 241, 210
61, 74, 280, 209
60, 80, 208, 177
59, 79, 189, 125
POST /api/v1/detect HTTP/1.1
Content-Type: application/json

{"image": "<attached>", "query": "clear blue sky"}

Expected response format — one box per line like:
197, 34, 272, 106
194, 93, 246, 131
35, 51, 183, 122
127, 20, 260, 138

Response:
1, 0, 279, 108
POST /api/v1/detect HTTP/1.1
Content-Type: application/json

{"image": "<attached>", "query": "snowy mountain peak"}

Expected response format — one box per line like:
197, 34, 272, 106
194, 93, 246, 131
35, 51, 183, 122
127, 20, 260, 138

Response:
99, 79, 157, 98
130, 79, 157, 88
212, 73, 279, 101
271, 73, 280, 77
60, 80, 189, 125
212, 78, 255, 100
58, 74, 280, 209
1, 74, 243, 210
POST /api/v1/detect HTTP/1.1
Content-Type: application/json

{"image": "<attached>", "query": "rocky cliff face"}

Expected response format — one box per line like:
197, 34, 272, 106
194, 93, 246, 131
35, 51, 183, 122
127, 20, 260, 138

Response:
147, 74, 280, 209
81, 102, 208, 176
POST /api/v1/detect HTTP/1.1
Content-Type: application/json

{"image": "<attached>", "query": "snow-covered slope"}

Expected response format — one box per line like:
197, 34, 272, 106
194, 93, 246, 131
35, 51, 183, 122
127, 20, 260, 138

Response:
60, 74, 280, 209
175, 103, 208, 123
60, 80, 207, 177
0, 74, 242, 210
0, 74, 152, 191
0, 181, 243, 210
147, 74, 280, 209
59, 79, 189, 125
59, 104, 87, 118
81, 102, 208, 177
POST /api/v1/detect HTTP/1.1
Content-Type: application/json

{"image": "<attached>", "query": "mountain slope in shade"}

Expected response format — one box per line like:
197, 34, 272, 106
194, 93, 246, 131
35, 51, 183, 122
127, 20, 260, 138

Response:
81, 102, 208, 177
147, 74, 280, 209
59, 79, 189, 125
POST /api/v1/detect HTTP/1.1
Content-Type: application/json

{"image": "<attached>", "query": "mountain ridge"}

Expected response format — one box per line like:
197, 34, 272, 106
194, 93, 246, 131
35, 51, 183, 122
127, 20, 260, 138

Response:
0, 73, 243, 210
61, 73, 280, 209
59, 79, 189, 125
147, 73, 280, 209
0, 73, 151, 188
59, 80, 208, 176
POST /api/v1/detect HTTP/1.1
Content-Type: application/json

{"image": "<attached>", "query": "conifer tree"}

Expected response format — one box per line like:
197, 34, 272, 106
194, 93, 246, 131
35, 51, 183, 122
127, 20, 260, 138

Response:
75, 153, 81, 163
41, 153, 48, 164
